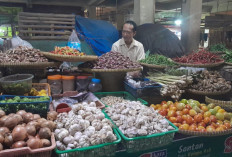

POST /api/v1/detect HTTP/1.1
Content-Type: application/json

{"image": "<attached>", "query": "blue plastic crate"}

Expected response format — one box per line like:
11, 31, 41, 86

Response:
0, 95, 51, 117
124, 80, 162, 98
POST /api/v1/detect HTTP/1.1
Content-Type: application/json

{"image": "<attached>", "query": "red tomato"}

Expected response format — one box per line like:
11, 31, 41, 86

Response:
210, 115, 217, 123
176, 116, 183, 123
224, 122, 231, 129
186, 116, 194, 125
169, 117, 177, 123
182, 109, 189, 115
158, 109, 168, 116
161, 101, 167, 105
198, 122, 206, 128
176, 111, 183, 116
189, 125, 197, 131
203, 117, 211, 125
185, 104, 192, 110
167, 110, 176, 117
194, 114, 203, 123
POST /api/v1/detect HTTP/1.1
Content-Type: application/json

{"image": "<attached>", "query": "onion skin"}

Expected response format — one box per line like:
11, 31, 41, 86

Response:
41, 139, 51, 147
40, 121, 55, 131
12, 141, 27, 148
33, 114, 41, 120
12, 125, 27, 142
37, 118, 47, 126
0, 116, 8, 127
0, 110, 5, 118
4, 116, 18, 129
4, 133, 13, 147
26, 125, 36, 136
27, 121, 40, 131
27, 137, 42, 149
0, 143, 3, 151
16, 110, 27, 117
23, 113, 34, 123
13, 114, 23, 124
0, 133, 4, 143
47, 111, 57, 121
0, 127, 10, 135
38, 127, 51, 139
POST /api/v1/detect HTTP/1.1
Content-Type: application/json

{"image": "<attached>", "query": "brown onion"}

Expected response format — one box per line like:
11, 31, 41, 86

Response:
12, 141, 27, 148
4, 116, 18, 129
41, 139, 51, 147
26, 125, 36, 136
0, 133, 4, 143
16, 110, 26, 117
0, 110, 5, 118
12, 125, 27, 142
4, 133, 13, 147
38, 127, 51, 139
23, 113, 34, 123
0, 143, 3, 151
27, 121, 40, 130
0, 127, 10, 135
33, 114, 41, 120
27, 137, 42, 149
37, 118, 47, 125
40, 121, 54, 131
13, 114, 23, 124
47, 111, 58, 121
0, 116, 8, 127
8, 113, 15, 117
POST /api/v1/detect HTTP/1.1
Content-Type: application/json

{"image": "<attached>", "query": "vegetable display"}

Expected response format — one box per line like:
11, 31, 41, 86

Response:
100, 96, 128, 106
209, 44, 227, 52
0, 96, 50, 104
51, 46, 85, 56
223, 49, 232, 63
147, 72, 193, 101
140, 54, 176, 66
55, 102, 117, 151
79, 52, 141, 69
0, 110, 57, 151
105, 101, 174, 138
0, 46, 48, 63
190, 70, 231, 92
151, 99, 232, 132
173, 49, 224, 64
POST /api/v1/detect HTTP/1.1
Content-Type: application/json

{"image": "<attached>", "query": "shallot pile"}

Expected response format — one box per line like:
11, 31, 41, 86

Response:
0, 46, 48, 63
105, 101, 174, 138
79, 52, 141, 69
55, 102, 117, 151
190, 70, 231, 92
0, 110, 57, 151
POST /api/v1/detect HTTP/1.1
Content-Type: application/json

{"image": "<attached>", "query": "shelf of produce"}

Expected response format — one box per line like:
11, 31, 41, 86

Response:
173, 61, 224, 68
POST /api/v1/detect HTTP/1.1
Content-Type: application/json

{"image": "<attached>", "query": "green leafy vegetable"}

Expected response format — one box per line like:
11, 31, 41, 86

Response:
209, 44, 227, 52
223, 49, 232, 63
140, 54, 176, 66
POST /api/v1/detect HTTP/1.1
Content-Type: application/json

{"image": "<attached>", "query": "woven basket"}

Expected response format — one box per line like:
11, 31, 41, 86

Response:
173, 61, 224, 68
187, 88, 231, 96
225, 62, 232, 66
41, 52, 98, 62
178, 129, 232, 136
80, 67, 142, 73
140, 63, 167, 69
205, 96, 232, 111
0, 62, 60, 69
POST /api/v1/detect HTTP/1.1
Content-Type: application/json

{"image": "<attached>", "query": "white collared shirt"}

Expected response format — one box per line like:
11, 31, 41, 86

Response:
111, 38, 145, 62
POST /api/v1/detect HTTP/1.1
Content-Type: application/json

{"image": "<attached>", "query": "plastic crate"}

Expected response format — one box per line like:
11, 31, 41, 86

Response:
55, 128, 121, 157
103, 109, 178, 153
124, 81, 162, 98
32, 83, 51, 96
0, 95, 51, 117
0, 133, 56, 157
94, 91, 148, 106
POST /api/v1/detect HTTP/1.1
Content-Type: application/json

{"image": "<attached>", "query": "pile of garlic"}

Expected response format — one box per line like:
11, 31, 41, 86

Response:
55, 102, 117, 151
100, 96, 128, 106
105, 101, 174, 138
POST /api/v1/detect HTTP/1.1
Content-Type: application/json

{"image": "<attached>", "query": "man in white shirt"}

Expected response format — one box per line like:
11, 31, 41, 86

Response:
111, 21, 145, 62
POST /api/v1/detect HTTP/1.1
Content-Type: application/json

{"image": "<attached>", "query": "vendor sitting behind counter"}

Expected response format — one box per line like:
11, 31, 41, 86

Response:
111, 21, 145, 62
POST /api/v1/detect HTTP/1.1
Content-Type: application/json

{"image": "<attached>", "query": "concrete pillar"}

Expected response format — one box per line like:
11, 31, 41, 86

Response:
134, 0, 155, 25
88, 6, 96, 19
181, 0, 202, 53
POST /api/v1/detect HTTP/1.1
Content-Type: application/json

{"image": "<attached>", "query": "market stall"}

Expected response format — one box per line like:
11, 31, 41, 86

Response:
0, 42, 232, 157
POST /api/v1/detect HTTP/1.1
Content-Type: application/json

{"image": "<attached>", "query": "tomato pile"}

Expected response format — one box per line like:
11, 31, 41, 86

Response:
150, 99, 232, 132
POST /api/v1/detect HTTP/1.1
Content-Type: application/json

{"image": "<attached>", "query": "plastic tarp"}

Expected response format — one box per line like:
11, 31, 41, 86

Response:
134, 23, 185, 58
75, 15, 119, 56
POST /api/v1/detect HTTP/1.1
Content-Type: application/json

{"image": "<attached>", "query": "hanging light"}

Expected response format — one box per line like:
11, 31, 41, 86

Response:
175, 19, 182, 26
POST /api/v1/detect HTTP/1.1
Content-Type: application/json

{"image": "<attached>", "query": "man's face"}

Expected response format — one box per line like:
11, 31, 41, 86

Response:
122, 23, 135, 43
